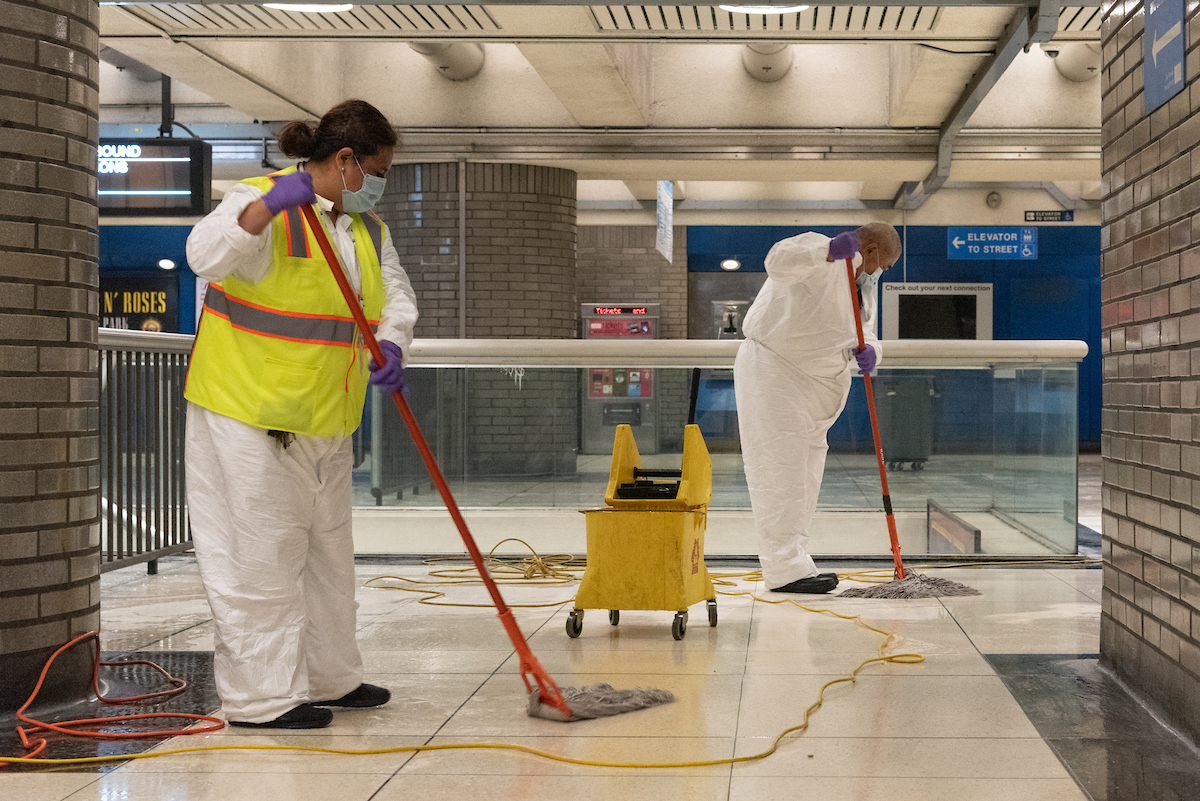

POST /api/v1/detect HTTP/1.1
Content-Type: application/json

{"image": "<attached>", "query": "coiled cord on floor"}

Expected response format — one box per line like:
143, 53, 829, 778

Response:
1, 596, 920, 770
3, 631, 224, 765
4, 548, 1096, 770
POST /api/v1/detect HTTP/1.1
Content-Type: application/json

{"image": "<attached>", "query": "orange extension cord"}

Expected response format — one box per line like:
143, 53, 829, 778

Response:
4, 631, 224, 765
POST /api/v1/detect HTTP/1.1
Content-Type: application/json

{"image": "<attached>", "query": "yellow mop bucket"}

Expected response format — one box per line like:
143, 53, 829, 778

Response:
569, 424, 717, 640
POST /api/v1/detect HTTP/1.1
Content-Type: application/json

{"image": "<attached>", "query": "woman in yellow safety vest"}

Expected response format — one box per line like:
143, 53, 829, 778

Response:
184, 99, 417, 729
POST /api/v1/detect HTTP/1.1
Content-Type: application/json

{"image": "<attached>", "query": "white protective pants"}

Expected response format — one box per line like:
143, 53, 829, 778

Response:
734, 339, 852, 589
184, 404, 363, 723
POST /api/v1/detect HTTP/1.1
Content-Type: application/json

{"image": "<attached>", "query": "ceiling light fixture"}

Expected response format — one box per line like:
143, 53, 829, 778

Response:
157, 259, 177, 271
719, 5, 809, 14
263, 3, 354, 13
720, 258, 742, 271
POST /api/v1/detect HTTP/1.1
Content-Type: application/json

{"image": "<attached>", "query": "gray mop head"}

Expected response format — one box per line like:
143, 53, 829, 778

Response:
527, 683, 675, 721
838, 572, 981, 599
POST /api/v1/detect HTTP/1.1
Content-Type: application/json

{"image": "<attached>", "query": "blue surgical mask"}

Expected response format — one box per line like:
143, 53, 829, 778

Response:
857, 268, 880, 293
341, 157, 386, 213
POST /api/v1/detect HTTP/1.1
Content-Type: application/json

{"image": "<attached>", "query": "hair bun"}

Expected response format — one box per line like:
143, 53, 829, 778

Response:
277, 121, 317, 159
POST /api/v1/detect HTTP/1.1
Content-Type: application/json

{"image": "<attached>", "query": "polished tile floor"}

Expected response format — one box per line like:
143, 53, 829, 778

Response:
10, 453, 1194, 801
4, 556, 1144, 801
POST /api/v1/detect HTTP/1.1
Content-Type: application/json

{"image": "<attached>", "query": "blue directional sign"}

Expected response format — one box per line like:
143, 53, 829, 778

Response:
947, 227, 1037, 260
1145, 0, 1186, 113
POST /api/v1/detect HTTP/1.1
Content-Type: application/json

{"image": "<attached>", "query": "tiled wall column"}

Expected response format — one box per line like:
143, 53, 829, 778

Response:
377, 162, 578, 338
1099, 1, 1200, 741
0, 0, 101, 709
375, 162, 579, 476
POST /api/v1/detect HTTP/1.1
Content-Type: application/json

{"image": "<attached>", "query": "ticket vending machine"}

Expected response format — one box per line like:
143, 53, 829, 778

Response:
581, 303, 660, 454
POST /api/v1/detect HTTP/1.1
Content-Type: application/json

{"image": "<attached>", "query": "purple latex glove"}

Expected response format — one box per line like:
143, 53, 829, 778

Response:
262, 171, 316, 216
829, 230, 861, 261
368, 341, 406, 395
852, 345, 878, 375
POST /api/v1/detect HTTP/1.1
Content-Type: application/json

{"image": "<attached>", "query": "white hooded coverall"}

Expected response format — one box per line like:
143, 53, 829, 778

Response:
185, 184, 418, 723
733, 232, 881, 589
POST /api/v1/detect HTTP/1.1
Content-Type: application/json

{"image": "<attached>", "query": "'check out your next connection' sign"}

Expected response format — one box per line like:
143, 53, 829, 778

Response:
947, 227, 1037, 260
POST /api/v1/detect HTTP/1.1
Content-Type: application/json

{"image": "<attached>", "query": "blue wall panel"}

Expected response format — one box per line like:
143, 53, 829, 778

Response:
99, 226, 198, 334
688, 225, 1102, 446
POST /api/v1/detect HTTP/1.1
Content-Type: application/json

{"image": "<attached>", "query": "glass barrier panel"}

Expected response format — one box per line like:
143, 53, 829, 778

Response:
356, 363, 1079, 558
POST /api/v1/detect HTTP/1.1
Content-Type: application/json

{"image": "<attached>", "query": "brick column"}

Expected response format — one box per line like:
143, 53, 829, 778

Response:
377, 161, 578, 338
0, 0, 101, 709
1099, 1, 1200, 740
375, 162, 579, 476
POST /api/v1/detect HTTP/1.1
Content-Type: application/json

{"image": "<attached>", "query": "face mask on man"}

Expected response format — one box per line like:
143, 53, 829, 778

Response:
341, 157, 386, 213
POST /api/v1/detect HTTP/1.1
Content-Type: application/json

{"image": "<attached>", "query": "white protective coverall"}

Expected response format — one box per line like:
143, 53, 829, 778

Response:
733, 232, 880, 589
185, 184, 418, 723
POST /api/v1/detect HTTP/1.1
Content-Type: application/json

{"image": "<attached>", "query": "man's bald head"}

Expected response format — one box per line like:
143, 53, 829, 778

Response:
856, 222, 902, 264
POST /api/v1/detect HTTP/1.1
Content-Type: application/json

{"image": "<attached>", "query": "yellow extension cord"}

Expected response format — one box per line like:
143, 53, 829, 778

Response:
2, 541, 1098, 770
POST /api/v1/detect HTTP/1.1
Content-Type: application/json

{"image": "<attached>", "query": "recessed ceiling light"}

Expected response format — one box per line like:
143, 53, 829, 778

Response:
263, 3, 354, 12
719, 5, 810, 14
720, 258, 742, 271
157, 259, 176, 271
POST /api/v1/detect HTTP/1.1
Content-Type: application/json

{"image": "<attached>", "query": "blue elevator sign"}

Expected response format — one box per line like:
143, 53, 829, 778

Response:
1145, 0, 1186, 113
947, 227, 1038, 260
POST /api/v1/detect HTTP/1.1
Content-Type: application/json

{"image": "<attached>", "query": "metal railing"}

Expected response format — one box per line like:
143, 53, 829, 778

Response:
100, 330, 194, 573
97, 331, 1090, 561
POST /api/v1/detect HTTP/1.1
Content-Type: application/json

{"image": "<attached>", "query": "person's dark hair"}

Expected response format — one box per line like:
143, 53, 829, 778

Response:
277, 99, 397, 163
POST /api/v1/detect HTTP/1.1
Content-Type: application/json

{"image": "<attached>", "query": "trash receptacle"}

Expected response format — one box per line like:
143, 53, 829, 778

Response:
871, 375, 934, 471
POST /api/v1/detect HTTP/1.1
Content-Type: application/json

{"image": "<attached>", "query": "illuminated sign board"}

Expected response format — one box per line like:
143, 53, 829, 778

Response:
98, 138, 212, 217
592, 306, 650, 315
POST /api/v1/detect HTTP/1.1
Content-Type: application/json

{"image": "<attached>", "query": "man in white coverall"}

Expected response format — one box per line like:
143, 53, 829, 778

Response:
185, 100, 418, 728
734, 223, 901, 593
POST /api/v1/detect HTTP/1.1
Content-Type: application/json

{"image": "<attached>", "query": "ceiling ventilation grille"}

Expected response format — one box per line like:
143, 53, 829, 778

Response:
118, 4, 500, 34
589, 5, 940, 33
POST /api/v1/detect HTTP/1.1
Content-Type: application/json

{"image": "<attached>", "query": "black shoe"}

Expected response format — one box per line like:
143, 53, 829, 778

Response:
314, 683, 391, 708
228, 704, 332, 729
769, 573, 839, 594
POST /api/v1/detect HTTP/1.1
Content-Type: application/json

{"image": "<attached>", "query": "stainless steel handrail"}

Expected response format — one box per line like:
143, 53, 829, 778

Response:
100, 329, 1087, 368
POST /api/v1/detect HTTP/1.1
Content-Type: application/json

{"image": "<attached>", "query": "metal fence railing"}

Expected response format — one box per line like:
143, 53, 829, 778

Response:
100, 329, 194, 573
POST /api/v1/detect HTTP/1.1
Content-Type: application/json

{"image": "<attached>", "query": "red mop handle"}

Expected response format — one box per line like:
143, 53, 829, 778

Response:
844, 257, 907, 580
299, 204, 571, 717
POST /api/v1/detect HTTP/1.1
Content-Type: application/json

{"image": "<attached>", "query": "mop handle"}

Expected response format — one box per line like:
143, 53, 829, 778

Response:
844, 257, 907, 580
299, 205, 570, 715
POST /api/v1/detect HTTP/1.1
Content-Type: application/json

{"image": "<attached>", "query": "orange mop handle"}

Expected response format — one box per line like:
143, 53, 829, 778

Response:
299, 204, 571, 717
844, 257, 907, 580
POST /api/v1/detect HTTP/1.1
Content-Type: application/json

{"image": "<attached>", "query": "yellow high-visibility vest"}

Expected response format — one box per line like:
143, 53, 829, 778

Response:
185, 167, 387, 438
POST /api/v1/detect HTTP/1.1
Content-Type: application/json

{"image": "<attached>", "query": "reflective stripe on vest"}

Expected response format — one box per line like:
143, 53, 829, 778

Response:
266, 175, 383, 260
283, 206, 311, 258
361, 212, 383, 260
202, 283, 378, 347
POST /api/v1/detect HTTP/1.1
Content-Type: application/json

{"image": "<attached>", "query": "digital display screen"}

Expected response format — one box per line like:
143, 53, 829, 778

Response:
897, 295, 978, 339
593, 306, 648, 315
98, 139, 211, 216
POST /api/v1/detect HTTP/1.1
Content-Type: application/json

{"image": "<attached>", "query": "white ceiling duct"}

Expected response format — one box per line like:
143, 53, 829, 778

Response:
408, 42, 485, 81
1041, 42, 1100, 82
741, 43, 792, 83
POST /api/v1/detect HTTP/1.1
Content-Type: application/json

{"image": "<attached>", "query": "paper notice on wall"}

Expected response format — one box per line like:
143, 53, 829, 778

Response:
655, 180, 673, 263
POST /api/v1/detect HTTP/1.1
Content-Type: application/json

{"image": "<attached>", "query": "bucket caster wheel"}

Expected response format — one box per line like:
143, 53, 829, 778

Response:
566, 608, 584, 638
707, 599, 718, 627
671, 610, 688, 640
609, 610, 620, 626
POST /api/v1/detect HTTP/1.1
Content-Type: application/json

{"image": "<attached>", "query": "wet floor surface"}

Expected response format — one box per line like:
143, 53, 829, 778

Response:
988, 654, 1200, 801
3, 558, 1197, 800
0, 652, 219, 773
